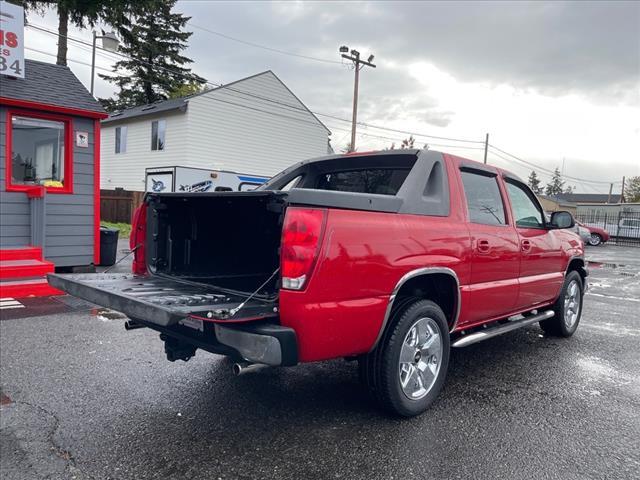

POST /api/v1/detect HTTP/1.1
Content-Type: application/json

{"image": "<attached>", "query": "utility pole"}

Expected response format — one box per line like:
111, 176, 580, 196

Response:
339, 46, 376, 152
621, 176, 626, 203
483, 133, 489, 164
607, 183, 613, 204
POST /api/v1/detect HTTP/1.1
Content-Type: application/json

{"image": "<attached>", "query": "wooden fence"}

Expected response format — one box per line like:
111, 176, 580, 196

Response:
100, 189, 145, 224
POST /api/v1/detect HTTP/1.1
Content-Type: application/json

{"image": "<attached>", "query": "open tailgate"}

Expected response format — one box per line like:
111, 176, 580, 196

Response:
48, 273, 277, 327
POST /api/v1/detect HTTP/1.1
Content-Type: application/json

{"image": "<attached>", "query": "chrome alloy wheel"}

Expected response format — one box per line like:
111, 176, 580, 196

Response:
589, 233, 602, 246
564, 280, 581, 329
398, 317, 443, 400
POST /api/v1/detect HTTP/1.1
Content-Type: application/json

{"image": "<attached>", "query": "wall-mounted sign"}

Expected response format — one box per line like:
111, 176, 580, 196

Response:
76, 131, 89, 147
0, 1, 25, 78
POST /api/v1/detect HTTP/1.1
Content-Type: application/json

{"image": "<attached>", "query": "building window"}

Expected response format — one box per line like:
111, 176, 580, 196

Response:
115, 126, 127, 153
151, 120, 166, 151
7, 112, 73, 193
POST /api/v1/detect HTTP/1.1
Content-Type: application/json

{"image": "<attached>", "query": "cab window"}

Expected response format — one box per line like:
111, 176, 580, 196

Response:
505, 180, 545, 228
460, 170, 506, 225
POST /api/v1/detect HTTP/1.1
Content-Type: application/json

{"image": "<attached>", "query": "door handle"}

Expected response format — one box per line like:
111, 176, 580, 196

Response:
521, 239, 532, 252
477, 239, 490, 253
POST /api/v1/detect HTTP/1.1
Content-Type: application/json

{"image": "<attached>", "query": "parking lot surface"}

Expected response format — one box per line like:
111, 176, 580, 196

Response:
1, 245, 639, 479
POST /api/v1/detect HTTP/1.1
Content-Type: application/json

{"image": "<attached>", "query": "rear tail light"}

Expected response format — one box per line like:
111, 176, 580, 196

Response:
130, 203, 147, 275
281, 208, 327, 290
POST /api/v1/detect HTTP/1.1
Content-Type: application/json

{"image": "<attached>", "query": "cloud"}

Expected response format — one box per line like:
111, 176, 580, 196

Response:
23, 1, 639, 191
184, 1, 639, 102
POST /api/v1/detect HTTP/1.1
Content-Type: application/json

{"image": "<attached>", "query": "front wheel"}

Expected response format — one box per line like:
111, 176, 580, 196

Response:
540, 270, 584, 337
588, 233, 602, 246
360, 299, 450, 417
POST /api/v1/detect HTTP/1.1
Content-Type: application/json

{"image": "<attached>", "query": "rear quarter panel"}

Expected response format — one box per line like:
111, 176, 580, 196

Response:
279, 209, 471, 362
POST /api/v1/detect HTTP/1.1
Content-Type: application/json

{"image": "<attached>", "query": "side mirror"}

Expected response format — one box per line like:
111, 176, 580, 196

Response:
550, 211, 575, 229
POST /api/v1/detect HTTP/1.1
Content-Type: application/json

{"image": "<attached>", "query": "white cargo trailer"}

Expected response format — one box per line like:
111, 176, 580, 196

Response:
145, 166, 269, 193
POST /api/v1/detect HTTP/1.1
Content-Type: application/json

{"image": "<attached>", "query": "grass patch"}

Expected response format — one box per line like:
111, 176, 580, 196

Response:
101, 222, 132, 238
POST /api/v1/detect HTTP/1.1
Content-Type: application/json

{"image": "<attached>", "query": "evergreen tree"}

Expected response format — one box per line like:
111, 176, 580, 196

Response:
527, 170, 543, 194
400, 136, 415, 149
19, 0, 157, 66
545, 167, 565, 196
99, 0, 205, 110
624, 176, 640, 202
168, 81, 206, 99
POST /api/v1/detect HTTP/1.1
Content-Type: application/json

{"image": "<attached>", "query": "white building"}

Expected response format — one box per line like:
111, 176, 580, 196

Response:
100, 71, 331, 191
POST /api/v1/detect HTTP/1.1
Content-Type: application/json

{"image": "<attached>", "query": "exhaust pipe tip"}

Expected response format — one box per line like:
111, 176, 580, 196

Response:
233, 362, 268, 376
232, 362, 245, 376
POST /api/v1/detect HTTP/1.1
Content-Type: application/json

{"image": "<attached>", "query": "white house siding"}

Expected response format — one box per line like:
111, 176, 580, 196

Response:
101, 110, 188, 191
100, 72, 330, 191
186, 72, 330, 177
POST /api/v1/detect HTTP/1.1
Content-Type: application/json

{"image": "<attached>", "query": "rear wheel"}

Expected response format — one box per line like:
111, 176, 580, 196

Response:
359, 299, 450, 417
540, 270, 583, 337
588, 233, 602, 246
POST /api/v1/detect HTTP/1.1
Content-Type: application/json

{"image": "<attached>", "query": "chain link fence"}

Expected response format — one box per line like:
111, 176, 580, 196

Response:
575, 211, 640, 247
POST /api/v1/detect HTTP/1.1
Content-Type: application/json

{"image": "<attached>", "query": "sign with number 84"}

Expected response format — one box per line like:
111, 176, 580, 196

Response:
0, 1, 25, 78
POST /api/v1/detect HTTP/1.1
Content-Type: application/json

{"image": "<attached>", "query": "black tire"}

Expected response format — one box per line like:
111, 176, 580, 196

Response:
359, 299, 450, 417
588, 233, 602, 246
540, 270, 583, 337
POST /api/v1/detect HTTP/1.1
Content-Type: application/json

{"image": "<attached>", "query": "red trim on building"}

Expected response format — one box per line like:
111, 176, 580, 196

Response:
0, 97, 108, 119
5, 108, 75, 194
93, 119, 101, 265
25, 186, 44, 198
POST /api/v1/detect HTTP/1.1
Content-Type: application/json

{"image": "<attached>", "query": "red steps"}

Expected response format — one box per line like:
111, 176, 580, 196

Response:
0, 259, 55, 279
0, 247, 44, 261
0, 247, 64, 298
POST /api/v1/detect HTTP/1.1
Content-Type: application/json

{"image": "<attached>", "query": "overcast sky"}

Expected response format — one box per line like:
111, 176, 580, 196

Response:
24, 1, 640, 193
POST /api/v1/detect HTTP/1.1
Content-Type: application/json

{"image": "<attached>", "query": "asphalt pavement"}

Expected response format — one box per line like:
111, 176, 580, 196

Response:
1, 245, 639, 480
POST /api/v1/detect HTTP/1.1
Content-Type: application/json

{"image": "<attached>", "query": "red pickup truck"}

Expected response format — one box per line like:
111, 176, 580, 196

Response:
50, 149, 587, 416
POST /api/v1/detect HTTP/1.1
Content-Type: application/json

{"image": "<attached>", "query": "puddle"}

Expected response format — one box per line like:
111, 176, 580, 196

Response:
587, 261, 628, 269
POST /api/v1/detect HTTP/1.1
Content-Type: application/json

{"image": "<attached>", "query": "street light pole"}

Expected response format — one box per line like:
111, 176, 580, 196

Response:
90, 31, 120, 96
340, 46, 376, 152
91, 31, 97, 95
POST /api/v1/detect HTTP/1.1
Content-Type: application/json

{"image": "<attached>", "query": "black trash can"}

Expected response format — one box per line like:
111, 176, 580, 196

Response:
100, 227, 119, 266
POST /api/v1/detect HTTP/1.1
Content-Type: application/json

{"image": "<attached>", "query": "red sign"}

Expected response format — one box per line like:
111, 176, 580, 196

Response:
0, 1, 25, 78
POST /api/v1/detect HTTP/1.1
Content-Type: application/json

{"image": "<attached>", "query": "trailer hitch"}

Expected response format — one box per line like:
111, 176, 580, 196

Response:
160, 334, 197, 362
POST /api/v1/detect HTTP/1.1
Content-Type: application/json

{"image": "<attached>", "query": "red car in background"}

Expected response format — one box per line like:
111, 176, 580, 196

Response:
577, 221, 610, 246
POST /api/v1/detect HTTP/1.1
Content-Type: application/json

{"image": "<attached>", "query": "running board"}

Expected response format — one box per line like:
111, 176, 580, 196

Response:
452, 310, 554, 348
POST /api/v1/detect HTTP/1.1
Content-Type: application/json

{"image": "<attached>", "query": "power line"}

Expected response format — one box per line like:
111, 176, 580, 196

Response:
21, 47, 611, 192
489, 144, 620, 185
188, 22, 342, 65
26, 23, 484, 146
26, 21, 615, 184
25, 46, 113, 73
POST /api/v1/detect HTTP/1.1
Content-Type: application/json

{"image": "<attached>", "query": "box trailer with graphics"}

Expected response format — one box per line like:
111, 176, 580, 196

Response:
145, 166, 269, 193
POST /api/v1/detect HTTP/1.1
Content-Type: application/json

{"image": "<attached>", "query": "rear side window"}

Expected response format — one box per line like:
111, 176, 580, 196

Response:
315, 168, 410, 195
460, 170, 506, 225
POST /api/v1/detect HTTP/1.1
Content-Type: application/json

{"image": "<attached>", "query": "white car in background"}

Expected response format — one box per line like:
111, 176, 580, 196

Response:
573, 224, 591, 243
